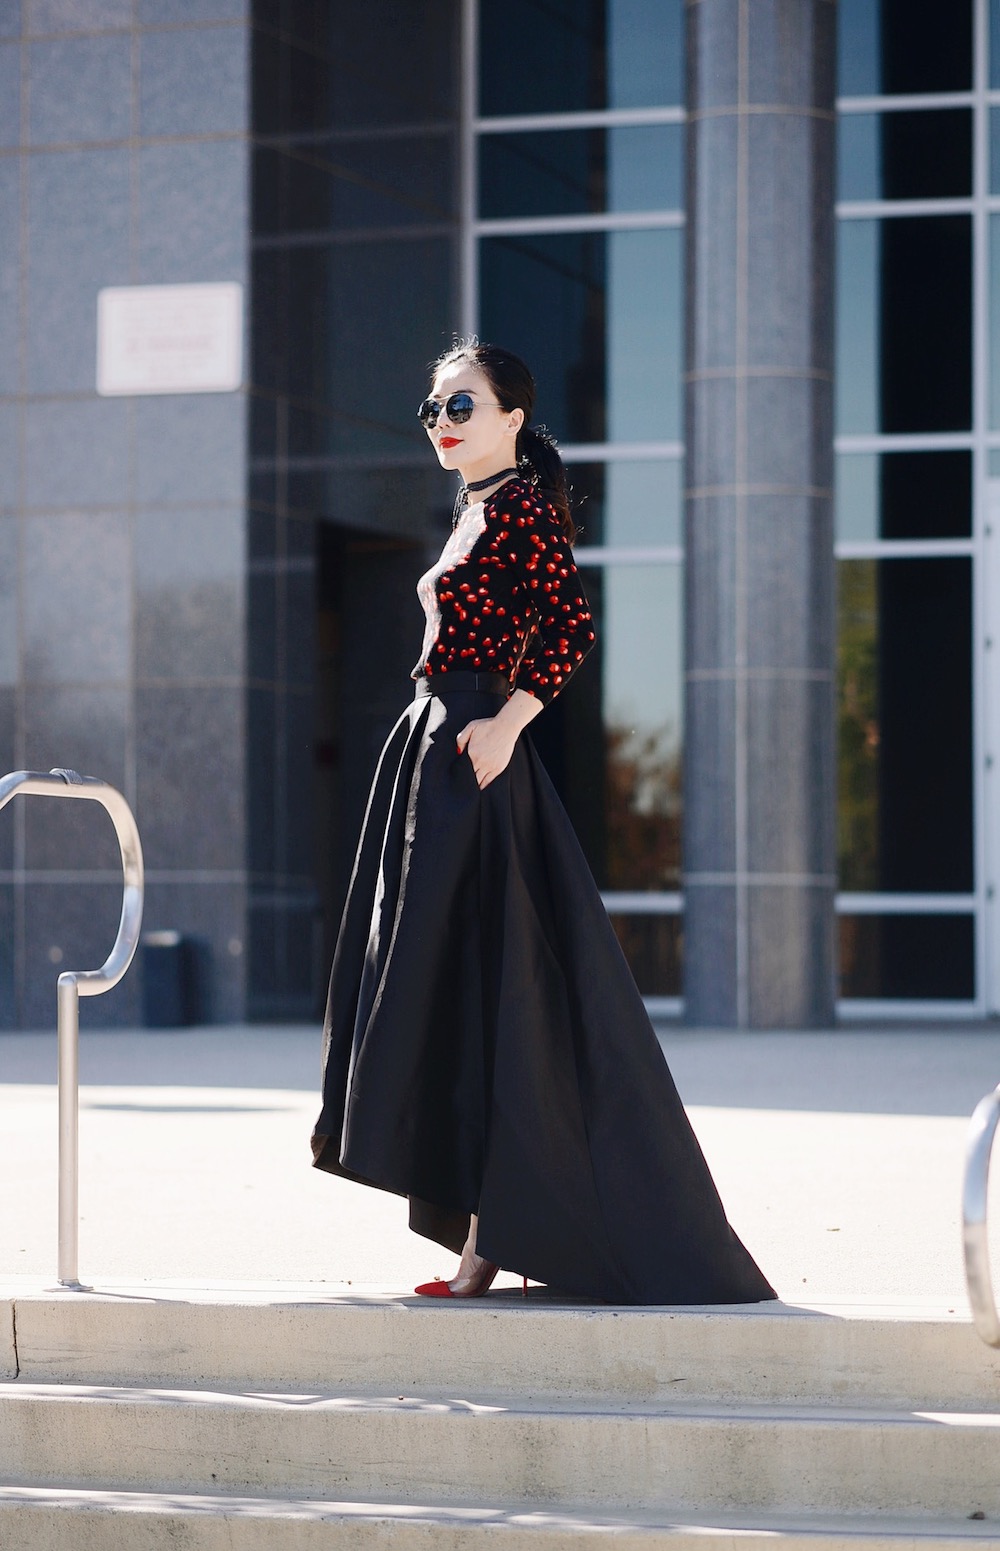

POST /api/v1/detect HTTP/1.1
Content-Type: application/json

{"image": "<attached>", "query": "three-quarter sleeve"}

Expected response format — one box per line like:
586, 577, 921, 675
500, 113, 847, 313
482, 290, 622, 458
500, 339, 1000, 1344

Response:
509, 493, 597, 706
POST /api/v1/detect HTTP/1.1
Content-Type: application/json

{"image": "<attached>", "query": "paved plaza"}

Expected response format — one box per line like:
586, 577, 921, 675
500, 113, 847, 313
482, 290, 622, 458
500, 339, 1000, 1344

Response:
1, 1022, 998, 1306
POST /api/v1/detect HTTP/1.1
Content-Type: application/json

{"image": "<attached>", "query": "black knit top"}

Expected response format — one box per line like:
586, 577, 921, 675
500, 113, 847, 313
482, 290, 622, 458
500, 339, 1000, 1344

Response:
410, 476, 597, 706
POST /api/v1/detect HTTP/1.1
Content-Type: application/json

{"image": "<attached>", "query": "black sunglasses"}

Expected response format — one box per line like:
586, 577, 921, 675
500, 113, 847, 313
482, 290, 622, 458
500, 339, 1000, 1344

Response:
417, 391, 501, 429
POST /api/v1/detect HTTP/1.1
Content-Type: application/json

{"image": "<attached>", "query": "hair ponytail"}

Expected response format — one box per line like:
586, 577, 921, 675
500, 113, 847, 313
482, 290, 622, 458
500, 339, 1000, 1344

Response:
516, 424, 576, 544
430, 338, 579, 545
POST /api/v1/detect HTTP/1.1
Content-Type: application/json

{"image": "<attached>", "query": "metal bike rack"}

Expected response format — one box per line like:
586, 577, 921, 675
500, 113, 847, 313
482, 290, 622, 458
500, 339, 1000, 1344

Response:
0, 769, 144, 1291
963, 1081, 1000, 1347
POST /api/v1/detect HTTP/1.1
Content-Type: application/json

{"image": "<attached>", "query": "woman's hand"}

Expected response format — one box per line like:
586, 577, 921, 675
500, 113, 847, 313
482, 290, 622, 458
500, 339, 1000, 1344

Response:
456, 688, 545, 789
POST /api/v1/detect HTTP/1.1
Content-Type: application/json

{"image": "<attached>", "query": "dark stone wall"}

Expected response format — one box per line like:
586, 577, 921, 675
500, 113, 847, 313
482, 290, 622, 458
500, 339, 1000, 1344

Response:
248, 0, 462, 1016
0, 1, 251, 1029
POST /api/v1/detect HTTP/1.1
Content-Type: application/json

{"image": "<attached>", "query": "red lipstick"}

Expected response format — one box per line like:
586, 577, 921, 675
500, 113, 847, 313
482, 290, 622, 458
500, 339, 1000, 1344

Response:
439, 437, 461, 449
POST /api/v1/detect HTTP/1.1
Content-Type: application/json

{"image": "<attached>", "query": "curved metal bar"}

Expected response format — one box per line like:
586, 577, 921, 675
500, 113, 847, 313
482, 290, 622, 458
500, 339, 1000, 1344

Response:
963, 1082, 1000, 1347
0, 770, 144, 1288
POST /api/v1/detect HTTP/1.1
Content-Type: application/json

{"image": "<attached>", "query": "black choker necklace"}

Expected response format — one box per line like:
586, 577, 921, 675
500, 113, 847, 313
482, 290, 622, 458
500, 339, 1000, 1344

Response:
452, 467, 519, 528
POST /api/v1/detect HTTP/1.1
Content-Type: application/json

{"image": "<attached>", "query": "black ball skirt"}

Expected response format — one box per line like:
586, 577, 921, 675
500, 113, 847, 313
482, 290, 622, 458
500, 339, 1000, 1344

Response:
311, 672, 777, 1306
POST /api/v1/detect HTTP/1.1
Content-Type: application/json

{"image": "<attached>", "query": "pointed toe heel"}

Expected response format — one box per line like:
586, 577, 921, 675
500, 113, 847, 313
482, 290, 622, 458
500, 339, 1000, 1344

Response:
414, 1279, 455, 1297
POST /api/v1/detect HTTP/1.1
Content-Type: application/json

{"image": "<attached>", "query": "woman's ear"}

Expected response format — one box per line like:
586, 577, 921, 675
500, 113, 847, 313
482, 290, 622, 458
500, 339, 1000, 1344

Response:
508, 407, 525, 435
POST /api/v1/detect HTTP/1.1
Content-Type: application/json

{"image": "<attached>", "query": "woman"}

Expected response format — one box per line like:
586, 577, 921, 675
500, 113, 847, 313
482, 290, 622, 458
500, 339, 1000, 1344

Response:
311, 341, 776, 1307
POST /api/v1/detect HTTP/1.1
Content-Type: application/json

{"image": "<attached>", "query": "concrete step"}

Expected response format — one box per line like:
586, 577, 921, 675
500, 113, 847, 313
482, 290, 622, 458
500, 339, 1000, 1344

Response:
1, 1382, 999, 1517
3, 1286, 999, 1411
1, 1488, 999, 1551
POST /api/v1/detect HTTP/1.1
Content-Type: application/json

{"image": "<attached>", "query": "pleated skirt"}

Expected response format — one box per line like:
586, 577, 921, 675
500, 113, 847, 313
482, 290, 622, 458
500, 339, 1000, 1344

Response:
311, 674, 777, 1306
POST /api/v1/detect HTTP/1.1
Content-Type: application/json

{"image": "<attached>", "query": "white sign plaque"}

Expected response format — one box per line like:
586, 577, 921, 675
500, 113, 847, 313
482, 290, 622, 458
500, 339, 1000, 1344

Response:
97, 281, 243, 396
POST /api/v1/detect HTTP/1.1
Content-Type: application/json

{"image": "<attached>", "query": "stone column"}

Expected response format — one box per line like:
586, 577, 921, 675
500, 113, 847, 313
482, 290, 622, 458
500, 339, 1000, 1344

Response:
683, 0, 837, 1026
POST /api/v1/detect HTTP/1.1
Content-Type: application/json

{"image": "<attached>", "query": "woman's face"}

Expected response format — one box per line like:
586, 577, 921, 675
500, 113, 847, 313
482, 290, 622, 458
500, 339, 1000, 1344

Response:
425, 361, 523, 483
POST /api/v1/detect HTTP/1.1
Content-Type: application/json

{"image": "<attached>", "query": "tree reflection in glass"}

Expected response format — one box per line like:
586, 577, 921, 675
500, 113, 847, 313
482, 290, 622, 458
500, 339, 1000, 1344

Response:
838, 559, 879, 892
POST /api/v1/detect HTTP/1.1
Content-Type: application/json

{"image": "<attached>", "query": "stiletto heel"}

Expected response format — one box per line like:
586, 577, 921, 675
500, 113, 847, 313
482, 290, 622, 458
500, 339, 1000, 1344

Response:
522, 1275, 528, 1295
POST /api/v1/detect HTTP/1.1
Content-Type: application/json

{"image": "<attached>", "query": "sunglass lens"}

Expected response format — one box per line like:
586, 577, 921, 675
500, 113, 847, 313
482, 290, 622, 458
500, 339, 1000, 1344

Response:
417, 397, 439, 428
447, 392, 475, 424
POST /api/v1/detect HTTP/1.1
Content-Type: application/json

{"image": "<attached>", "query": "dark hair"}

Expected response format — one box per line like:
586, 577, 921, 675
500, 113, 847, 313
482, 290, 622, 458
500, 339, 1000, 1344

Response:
430, 340, 577, 544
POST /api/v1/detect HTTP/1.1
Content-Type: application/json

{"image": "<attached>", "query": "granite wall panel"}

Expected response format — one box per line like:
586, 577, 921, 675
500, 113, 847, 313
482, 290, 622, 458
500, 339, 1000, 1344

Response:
0, 688, 15, 870
684, 494, 737, 673
0, 884, 14, 1029
22, 879, 140, 1030
26, 0, 132, 32
0, 160, 21, 397
1, 2, 257, 1027
141, 0, 247, 19
135, 506, 244, 681
0, 41, 20, 147
22, 398, 129, 510
681, 881, 738, 1026
683, 112, 738, 372
137, 138, 248, 283
744, 675, 835, 878
134, 394, 246, 506
135, 684, 244, 871
0, 519, 18, 684
283, 686, 314, 880
21, 510, 130, 682
747, 883, 836, 1027
139, 24, 247, 139
246, 684, 276, 877
21, 683, 128, 869
24, 148, 130, 394
684, 0, 837, 1026
744, 494, 834, 672
27, 35, 131, 145
140, 880, 247, 1024
0, 406, 18, 512
682, 675, 737, 875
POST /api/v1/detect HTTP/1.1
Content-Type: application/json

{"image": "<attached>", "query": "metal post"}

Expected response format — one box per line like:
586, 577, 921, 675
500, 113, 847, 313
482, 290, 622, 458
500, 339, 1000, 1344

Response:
963, 1083, 1000, 1346
56, 973, 82, 1288
0, 768, 144, 1290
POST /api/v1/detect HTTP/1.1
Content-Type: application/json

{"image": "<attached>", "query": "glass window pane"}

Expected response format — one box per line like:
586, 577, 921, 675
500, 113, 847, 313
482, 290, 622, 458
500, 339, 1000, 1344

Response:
988, 215, 1000, 428
254, 135, 455, 236
989, 109, 1000, 194
835, 451, 972, 542
479, 0, 684, 117
256, 0, 457, 133
836, 221, 880, 433
568, 460, 682, 548
839, 914, 975, 999
608, 913, 681, 996
609, 126, 682, 212
838, 0, 972, 96
838, 557, 973, 893
837, 111, 971, 201
478, 124, 682, 220
480, 227, 683, 444
608, 0, 684, 109
537, 563, 682, 893
273, 239, 452, 459
598, 561, 682, 890
836, 216, 971, 434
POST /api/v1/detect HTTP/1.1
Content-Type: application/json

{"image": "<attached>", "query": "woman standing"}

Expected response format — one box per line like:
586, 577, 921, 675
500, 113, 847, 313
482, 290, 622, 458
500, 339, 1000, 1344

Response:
311, 341, 776, 1307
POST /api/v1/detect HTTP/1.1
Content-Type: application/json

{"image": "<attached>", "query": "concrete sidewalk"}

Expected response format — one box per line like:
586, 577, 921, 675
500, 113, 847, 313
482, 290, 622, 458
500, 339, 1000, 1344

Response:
1, 1023, 999, 1305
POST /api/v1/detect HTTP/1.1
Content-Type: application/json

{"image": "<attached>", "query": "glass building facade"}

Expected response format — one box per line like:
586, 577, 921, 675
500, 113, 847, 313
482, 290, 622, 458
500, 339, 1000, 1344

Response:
458, 0, 1000, 1019
1, 0, 997, 1025
474, 2, 687, 1010
833, 0, 994, 1014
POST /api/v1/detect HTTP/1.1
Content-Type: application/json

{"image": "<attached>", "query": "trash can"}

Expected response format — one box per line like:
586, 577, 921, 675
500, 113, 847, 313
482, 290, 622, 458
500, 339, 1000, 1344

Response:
141, 930, 195, 1028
